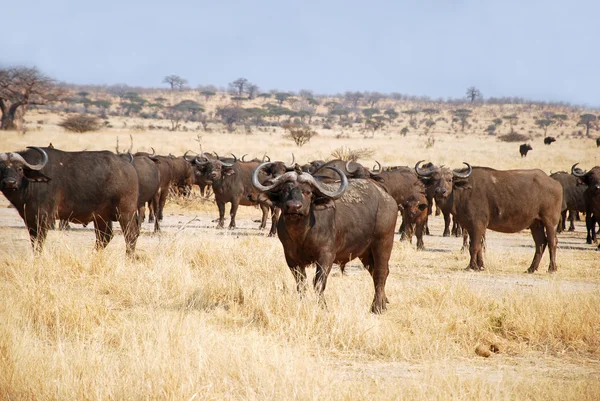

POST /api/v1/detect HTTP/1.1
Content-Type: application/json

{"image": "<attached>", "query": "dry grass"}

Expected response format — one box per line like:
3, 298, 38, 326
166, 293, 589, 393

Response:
1, 105, 600, 400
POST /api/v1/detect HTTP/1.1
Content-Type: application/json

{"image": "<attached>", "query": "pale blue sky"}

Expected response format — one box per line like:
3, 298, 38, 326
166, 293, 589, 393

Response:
3, 0, 599, 105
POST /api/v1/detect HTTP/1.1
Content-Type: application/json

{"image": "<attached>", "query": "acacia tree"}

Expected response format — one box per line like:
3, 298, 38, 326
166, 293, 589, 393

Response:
0, 66, 63, 131
577, 114, 597, 136
162, 75, 188, 91
466, 86, 482, 103
535, 119, 553, 137
502, 114, 518, 133
229, 78, 249, 96
344, 91, 363, 108
452, 109, 472, 132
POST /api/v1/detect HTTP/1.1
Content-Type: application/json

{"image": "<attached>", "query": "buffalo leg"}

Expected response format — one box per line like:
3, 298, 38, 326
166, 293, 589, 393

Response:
466, 225, 486, 271
286, 253, 307, 295
314, 257, 335, 306
157, 188, 168, 222
268, 207, 280, 237
545, 221, 558, 272
228, 201, 239, 229
151, 192, 161, 233
118, 211, 140, 256
461, 230, 469, 252
27, 219, 49, 254
93, 219, 114, 250
451, 217, 462, 237
216, 200, 226, 228
586, 213, 595, 244
415, 219, 425, 250
370, 236, 392, 313
258, 203, 269, 230
442, 211, 451, 237
567, 210, 575, 232
527, 220, 548, 273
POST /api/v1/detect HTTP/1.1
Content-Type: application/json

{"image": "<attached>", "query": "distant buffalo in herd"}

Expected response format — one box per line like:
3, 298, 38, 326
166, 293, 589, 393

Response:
519, 143, 532, 157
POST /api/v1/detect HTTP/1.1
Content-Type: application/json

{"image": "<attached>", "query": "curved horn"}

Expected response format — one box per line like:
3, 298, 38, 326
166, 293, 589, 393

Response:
261, 153, 270, 163
19, 146, 49, 170
0, 153, 8, 162
213, 151, 220, 158
194, 152, 210, 166
286, 153, 296, 169
251, 162, 298, 192
126, 152, 134, 164
371, 161, 382, 175
183, 150, 195, 162
452, 162, 472, 178
150, 147, 156, 157
221, 153, 237, 167
241, 154, 248, 162
572, 163, 586, 177
346, 161, 360, 174
299, 167, 348, 200
415, 160, 434, 177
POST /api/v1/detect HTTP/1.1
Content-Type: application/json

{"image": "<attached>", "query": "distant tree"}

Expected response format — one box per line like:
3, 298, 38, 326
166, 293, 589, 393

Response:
77, 91, 89, 98
577, 114, 597, 136
299, 89, 314, 99
246, 84, 259, 99
535, 119, 553, 137
274, 92, 291, 105
329, 108, 349, 124
307, 97, 320, 106
200, 90, 216, 101
366, 116, 386, 137
466, 86, 482, 103
400, 127, 409, 136
0, 66, 64, 130
362, 108, 380, 120
402, 109, 420, 124
57, 114, 101, 133
244, 107, 268, 126
216, 105, 248, 131
282, 123, 317, 147
365, 92, 384, 108
502, 114, 518, 133
162, 75, 188, 91
384, 108, 399, 122
163, 107, 185, 131
492, 118, 503, 126
257, 93, 272, 102
173, 100, 204, 117
344, 91, 363, 108
551, 114, 568, 126
453, 109, 473, 132
229, 78, 249, 96
324, 101, 341, 112
422, 108, 440, 116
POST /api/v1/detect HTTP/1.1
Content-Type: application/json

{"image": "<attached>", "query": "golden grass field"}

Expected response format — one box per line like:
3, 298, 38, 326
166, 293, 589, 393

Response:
1, 98, 600, 400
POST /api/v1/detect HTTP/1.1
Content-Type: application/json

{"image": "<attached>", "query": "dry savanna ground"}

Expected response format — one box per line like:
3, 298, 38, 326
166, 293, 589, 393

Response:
1, 104, 600, 400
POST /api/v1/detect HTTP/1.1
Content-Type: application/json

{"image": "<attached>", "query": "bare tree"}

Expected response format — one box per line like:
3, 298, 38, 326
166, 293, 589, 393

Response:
344, 91, 363, 108
229, 78, 249, 96
162, 75, 188, 91
365, 92, 384, 108
0, 66, 64, 131
246, 84, 259, 99
577, 114, 597, 136
466, 86, 482, 103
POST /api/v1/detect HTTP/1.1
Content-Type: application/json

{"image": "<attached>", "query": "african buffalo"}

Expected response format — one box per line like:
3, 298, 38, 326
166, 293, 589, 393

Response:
135, 149, 171, 224
375, 166, 430, 249
252, 163, 398, 313
416, 161, 562, 272
301, 160, 326, 174
596, 138, 600, 147
519, 143, 532, 157
191, 153, 285, 231
550, 171, 586, 233
120, 153, 161, 232
544, 137, 556, 145
0, 147, 140, 254
571, 164, 600, 249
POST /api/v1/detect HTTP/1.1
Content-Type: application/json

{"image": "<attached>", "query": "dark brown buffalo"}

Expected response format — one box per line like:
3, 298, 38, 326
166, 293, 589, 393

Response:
375, 166, 429, 249
544, 137, 556, 145
252, 163, 398, 313
571, 164, 600, 249
135, 149, 171, 224
596, 138, 600, 147
416, 161, 562, 272
313, 159, 382, 180
301, 160, 326, 174
550, 171, 586, 233
192, 154, 277, 231
169, 155, 194, 196
519, 143, 532, 157
0, 147, 140, 254
119, 153, 161, 232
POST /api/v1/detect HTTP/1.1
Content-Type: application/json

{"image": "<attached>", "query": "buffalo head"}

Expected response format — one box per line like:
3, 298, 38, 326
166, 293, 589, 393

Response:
415, 160, 472, 199
0, 147, 49, 191
192, 153, 236, 183
572, 163, 600, 192
252, 162, 347, 216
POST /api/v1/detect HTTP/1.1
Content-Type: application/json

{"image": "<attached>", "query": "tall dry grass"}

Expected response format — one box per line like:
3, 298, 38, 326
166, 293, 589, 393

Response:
1, 106, 599, 399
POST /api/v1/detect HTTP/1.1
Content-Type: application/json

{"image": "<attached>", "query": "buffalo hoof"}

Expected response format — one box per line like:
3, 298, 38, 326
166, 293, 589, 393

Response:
371, 301, 387, 314
148, 217, 154, 223
568, 227, 575, 232
216, 225, 225, 229
586, 238, 593, 244
425, 229, 431, 236
526, 267, 536, 274
443, 232, 450, 237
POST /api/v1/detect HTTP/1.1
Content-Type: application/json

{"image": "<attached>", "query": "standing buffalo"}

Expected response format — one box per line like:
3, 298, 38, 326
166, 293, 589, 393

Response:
571, 164, 600, 249
0, 147, 140, 254
416, 161, 562, 272
252, 163, 398, 313
519, 143, 532, 157
544, 137, 556, 145
120, 153, 161, 232
596, 138, 600, 147
191, 154, 287, 231
550, 171, 586, 233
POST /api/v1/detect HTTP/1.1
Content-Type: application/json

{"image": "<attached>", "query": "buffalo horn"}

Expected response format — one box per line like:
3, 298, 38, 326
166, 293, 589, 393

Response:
452, 162, 472, 178
286, 153, 296, 169
571, 163, 586, 177
300, 167, 348, 199
150, 147, 156, 157
346, 160, 359, 174
194, 153, 210, 166
371, 161, 382, 175
183, 150, 195, 162
241, 154, 248, 162
252, 162, 297, 192
126, 152, 134, 164
414, 160, 434, 177
221, 153, 237, 167
8, 147, 50, 170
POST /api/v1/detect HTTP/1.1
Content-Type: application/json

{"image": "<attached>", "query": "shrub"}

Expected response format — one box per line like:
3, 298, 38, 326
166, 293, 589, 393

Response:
498, 132, 529, 142
57, 114, 102, 133
282, 124, 317, 147
330, 146, 375, 161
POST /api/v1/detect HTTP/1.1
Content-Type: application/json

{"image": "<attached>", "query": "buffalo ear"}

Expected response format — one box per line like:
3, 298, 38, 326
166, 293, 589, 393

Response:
223, 167, 235, 176
452, 178, 471, 189
24, 170, 51, 183
313, 197, 335, 210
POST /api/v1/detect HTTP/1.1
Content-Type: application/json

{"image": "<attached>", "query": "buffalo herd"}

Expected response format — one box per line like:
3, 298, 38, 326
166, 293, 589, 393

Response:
1, 145, 599, 313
